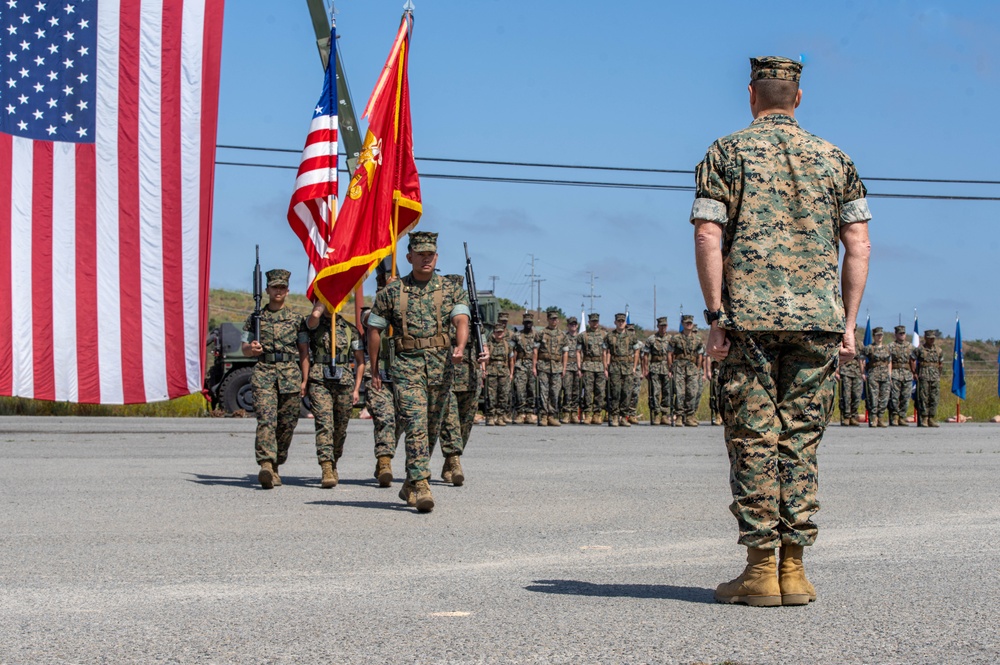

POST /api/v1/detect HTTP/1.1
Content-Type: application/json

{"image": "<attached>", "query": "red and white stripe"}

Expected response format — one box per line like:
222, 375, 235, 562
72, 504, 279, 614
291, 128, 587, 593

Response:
287, 109, 338, 292
0, 0, 225, 404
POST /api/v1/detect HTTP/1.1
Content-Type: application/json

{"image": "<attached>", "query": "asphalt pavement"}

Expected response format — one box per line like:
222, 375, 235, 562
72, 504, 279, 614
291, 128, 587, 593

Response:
2, 416, 998, 665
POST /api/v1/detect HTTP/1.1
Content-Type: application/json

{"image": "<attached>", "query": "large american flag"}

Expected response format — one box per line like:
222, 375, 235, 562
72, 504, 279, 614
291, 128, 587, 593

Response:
0, 0, 225, 404
287, 22, 337, 294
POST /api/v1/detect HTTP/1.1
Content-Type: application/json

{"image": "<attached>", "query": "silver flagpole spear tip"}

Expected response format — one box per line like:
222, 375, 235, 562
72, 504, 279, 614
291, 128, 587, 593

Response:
403, 0, 415, 11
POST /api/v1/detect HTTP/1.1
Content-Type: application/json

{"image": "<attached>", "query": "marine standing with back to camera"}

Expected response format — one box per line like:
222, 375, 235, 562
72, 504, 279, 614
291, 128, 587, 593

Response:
692, 56, 872, 607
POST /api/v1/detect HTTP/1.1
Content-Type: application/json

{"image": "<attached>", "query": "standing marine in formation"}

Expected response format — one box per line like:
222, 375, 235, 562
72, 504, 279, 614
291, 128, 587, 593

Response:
669, 315, 705, 426
561, 317, 582, 423
912, 329, 943, 427
241, 269, 302, 490
838, 339, 864, 426
625, 323, 642, 424
485, 312, 513, 426
861, 326, 892, 427
533, 310, 569, 427
706, 354, 721, 426
511, 313, 538, 424
299, 301, 364, 488
887, 324, 915, 426
643, 317, 674, 426
579, 313, 607, 425
366, 232, 473, 513
604, 313, 640, 427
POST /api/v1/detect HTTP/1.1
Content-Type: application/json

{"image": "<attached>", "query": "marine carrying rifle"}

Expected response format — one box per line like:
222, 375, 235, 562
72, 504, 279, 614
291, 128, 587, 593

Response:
251, 245, 262, 343
464, 242, 489, 414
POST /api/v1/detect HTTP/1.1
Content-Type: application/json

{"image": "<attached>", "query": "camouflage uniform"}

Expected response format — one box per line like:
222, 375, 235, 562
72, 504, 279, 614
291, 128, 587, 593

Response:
511, 319, 538, 418
241, 282, 302, 468
535, 319, 568, 421
690, 56, 871, 548
437, 313, 480, 459
605, 317, 639, 420
626, 325, 642, 420
485, 328, 512, 423
708, 360, 721, 424
912, 337, 943, 422
862, 333, 891, 424
561, 320, 582, 421
888, 328, 914, 423
368, 272, 470, 483
838, 353, 864, 422
670, 326, 705, 423
645, 327, 674, 422
300, 314, 361, 463
579, 315, 607, 420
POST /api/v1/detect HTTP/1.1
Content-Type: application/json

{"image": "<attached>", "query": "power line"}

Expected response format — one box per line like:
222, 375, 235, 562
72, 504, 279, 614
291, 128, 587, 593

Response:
214, 162, 1000, 201
215, 144, 1000, 187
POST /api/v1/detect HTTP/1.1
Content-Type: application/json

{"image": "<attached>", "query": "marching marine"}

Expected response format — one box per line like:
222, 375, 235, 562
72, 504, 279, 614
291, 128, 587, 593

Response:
579, 313, 607, 425
361, 304, 403, 487
299, 302, 365, 488
241, 269, 302, 490
887, 325, 915, 426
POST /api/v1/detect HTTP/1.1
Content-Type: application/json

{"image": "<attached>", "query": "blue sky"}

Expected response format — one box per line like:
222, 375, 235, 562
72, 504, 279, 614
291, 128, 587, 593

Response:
214, 1, 1000, 339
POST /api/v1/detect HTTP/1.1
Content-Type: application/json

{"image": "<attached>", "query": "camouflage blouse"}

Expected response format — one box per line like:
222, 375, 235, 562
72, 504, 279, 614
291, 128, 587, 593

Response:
535, 327, 568, 374
691, 114, 871, 333
669, 332, 704, 367
888, 341, 914, 379
299, 314, 361, 385
644, 333, 672, 374
912, 346, 944, 381
486, 335, 512, 378
241, 306, 301, 392
579, 329, 607, 372
564, 331, 580, 371
511, 329, 537, 364
863, 343, 892, 380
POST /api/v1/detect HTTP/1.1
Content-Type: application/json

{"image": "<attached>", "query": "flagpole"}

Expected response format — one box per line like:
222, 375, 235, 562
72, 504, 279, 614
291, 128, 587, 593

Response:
390, 196, 400, 279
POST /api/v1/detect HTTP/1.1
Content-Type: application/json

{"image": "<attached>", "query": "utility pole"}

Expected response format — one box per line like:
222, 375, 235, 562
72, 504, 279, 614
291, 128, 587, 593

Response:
583, 271, 601, 315
653, 280, 657, 327
489, 275, 499, 293
525, 254, 542, 313
537, 278, 546, 315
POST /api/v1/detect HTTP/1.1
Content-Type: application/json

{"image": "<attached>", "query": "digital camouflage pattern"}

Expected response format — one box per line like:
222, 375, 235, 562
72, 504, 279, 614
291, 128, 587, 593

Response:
511, 328, 538, 415
535, 326, 568, 417
300, 314, 361, 463
605, 328, 639, 418
913, 345, 944, 418
888, 340, 914, 421
719, 331, 841, 548
370, 273, 470, 482
579, 327, 607, 416
485, 333, 512, 421
862, 342, 892, 420
708, 361, 721, 420
243, 306, 302, 464
692, 114, 870, 332
645, 332, 674, 418
437, 321, 481, 455
670, 332, 705, 420
562, 330, 581, 418
838, 354, 864, 419
360, 329, 402, 458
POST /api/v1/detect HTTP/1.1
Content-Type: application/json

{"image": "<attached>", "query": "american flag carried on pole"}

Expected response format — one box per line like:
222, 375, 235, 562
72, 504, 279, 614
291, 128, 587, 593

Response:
287, 20, 337, 296
0, 0, 225, 404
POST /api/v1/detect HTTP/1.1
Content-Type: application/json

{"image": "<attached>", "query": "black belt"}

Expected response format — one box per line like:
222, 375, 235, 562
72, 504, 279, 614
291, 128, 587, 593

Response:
260, 352, 295, 363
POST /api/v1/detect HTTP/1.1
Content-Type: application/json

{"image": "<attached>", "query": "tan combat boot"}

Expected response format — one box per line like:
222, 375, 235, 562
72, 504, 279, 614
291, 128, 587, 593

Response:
714, 548, 781, 607
609, 415, 619, 427
413, 479, 434, 512
549, 415, 561, 427
570, 412, 579, 424
849, 416, 860, 426
272, 463, 282, 487
320, 460, 337, 489
897, 416, 909, 427
398, 479, 417, 507
840, 417, 849, 427
628, 415, 638, 424
495, 416, 507, 427
778, 544, 816, 606
446, 454, 465, 486
485, 416, 495, 426
661, 415, 672, 426
441, 457, 453, 484
513, 414, 525, 424
537, 415, 547, 426
686, 416, 699, 427
929, 417, 940, 428
559, 414, 570, 424
621, 416, 632, 428
650, 414, 660, 426
257, 461, 275, 490
877, 415, 888, 428
593, 412, 604, 425
375, 456, 393, 488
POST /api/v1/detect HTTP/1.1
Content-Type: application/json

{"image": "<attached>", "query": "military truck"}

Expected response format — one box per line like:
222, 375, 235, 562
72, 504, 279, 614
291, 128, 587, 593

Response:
204, 322, 258, 414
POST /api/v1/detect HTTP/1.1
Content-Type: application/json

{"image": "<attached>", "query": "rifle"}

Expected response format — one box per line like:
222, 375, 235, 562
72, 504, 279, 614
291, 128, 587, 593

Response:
464, 243, 489, 415
251, 245, 262, 343
647, 372, 656, 425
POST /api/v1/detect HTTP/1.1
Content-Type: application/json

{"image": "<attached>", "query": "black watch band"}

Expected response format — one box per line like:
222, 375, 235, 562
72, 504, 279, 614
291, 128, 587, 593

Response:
704, 309, 722, 325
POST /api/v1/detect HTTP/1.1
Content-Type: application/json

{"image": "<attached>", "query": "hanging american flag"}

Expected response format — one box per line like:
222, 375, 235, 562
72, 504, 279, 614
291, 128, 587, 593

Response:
0, 0, 225, 404
287, 21, 337, 296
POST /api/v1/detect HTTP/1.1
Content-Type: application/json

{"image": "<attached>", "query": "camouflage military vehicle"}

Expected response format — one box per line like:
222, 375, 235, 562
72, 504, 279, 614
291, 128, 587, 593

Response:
204, 322, 258, 414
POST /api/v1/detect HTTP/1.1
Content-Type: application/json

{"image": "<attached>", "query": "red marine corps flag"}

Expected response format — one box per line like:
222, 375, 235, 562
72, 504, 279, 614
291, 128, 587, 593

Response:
312, 10, 421, 312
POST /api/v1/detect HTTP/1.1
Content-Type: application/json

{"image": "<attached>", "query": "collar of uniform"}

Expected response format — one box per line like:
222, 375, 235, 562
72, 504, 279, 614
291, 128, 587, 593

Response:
751, 113, 798, 127
403, 273, 440, 291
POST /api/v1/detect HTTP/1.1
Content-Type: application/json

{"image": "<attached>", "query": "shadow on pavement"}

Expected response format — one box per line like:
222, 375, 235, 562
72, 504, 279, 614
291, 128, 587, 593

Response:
524, 579, 714, 604
307, 499, 410, 511
185, 473, 313, 489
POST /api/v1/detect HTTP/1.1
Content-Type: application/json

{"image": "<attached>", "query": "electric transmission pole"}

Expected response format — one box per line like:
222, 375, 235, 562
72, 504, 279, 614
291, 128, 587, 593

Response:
583, 272, 601, 315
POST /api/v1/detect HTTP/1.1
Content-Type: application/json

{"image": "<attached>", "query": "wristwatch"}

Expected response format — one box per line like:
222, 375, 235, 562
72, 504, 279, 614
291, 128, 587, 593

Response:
704, 309, 722, 326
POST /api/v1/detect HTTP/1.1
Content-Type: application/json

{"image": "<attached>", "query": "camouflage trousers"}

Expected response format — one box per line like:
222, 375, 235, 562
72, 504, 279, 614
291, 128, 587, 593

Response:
607, 363, 633, 417
537, 371, 563, 417
916, 377, 940, 418
580, 370, 606, 415
436, 386, 480, 457
307, 379, 354, 464
251, 374, 300, 466
485, 373, 511, 420
709, 376, 720, 418
366, 378, 402, 459
512, 362, 535, 415
865, 374, 891, 419
648, 372, 673, 416
627, 373, 641, 417
561, 371, 581, 417
719, 331, 840, 549
396, 374, 453, 483
839, 374, 863, 419
673, 362, 701, 418
889, 373, 913, 419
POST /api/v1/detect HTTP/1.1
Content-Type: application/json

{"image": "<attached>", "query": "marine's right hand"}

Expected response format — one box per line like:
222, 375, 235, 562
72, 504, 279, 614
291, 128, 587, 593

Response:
839, 332, 857, 363
370, 374, 383, 392
248, 341, 263, 357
